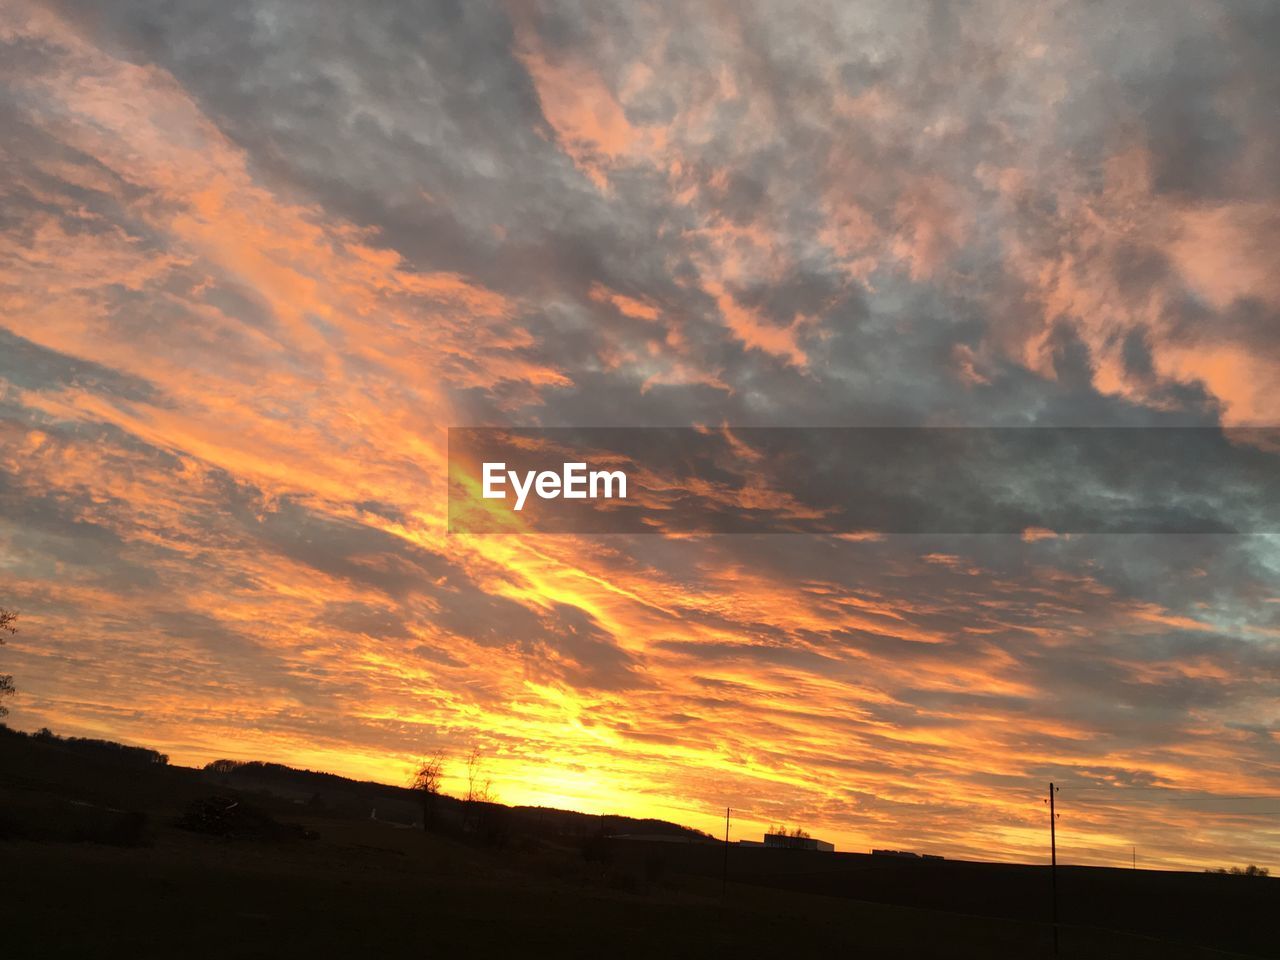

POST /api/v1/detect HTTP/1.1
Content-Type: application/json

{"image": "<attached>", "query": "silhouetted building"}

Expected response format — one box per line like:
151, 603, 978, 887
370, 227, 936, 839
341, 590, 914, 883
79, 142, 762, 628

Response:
739, 832, 835, 852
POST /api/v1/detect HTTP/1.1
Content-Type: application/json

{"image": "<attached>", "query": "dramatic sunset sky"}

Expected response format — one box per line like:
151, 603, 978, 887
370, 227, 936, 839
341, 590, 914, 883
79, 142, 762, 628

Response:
1, 0, 1277, 870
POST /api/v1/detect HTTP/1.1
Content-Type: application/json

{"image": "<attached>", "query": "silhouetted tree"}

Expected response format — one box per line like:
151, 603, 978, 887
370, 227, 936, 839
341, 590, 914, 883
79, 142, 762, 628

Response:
412, 751, 446, 830
0, 607, 16, 718
1208, 864, 1270, 877
766, 824, 810, 839
464, 746, 494, 805
462, 746, 500, 837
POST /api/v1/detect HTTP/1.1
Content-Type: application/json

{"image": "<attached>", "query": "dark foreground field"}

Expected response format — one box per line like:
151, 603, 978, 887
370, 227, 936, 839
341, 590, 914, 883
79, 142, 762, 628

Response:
10, 833, 1264, 960
1, 729, 1274, 959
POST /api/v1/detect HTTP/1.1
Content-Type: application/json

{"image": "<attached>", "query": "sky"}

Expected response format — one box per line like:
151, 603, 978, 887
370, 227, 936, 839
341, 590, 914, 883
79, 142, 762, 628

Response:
1, 0, 1278, 870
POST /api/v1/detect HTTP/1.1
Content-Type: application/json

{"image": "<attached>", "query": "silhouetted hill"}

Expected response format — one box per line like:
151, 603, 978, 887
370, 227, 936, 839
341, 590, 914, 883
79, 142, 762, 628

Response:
0, 725, 710, 844
3, 724, 1275, 959
201, 755, 713, 842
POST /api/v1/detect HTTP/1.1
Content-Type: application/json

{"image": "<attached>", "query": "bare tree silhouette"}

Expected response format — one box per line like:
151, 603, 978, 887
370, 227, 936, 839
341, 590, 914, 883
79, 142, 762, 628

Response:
0, 607, 16, 718
464, 746, 494, 805
411, 750, 446, 830
462, 745, 497, 835
767, 824, 810, 839
459, 745, 508, 844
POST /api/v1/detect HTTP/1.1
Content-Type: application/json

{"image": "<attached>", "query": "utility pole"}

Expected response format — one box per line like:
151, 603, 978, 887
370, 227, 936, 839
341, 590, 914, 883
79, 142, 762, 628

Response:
1048, 782, 1059, 956
722, 806, 731, 897
1132, 846, 1136, 870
